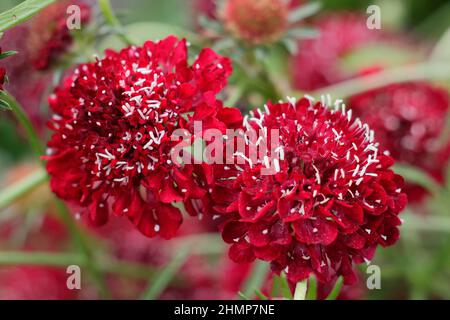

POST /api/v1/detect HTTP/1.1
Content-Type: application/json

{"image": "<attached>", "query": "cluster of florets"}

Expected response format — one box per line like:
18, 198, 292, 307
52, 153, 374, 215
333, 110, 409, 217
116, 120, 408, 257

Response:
44, 33, 408, 289
45, 36, 240, 238
205, 97, 406, 284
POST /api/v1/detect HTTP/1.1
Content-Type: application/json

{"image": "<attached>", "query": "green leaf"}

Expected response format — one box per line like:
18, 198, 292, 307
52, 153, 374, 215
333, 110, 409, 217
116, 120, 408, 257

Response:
293, 280, 308, 300
306, 276, 317, 300
325, 276, 343, 300
141, 246, 190, 300
339, 43, 421, 75
255, 289, 269, 300
393, 163, 441, 196
0, 0, 56, 33
0, 168, 48, 211
280, 273, 293, 300
281, 38, 298, 55
238, 292, 250, 300
239, 260, 269, 299
0, 50, 17, 60
288, 2, 321, 23
271, 275, 282, 297
0, 98, 11, 110
287, 27, 320, 40
431, 26, 450, 61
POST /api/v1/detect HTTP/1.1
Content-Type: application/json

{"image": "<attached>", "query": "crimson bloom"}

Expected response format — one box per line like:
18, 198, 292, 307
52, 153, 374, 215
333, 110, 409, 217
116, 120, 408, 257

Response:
210, 97, 407, 284
45, 36, 239, 238
28, 0, 91, 70
348, 82, 450, 201
0, 67, 5, 91
292, 13, 393, 91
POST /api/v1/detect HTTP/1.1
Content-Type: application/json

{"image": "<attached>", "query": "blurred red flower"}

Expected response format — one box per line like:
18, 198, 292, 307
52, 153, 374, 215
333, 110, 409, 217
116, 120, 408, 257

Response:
348, 82, 450, 201
292, 13, 397, 91
0, 0, 91, 130
207, 97, 407, 284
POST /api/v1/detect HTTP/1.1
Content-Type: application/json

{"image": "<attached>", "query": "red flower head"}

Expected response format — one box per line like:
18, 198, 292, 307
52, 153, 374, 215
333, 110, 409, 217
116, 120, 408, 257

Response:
292, 13, 384, 91
45, 36, 238, 238
222, 0, 290, 44
211, 96, 407, 284
348, 82, 450, 201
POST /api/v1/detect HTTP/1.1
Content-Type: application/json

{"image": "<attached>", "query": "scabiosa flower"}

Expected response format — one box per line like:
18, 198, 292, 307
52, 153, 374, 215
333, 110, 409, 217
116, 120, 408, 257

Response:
292, 13, 401, 91
210, 96, 407, 284
222, 0, 290, 45
348, 82, 450, 201
45, 36, 238, 238
27, 0, 91, 70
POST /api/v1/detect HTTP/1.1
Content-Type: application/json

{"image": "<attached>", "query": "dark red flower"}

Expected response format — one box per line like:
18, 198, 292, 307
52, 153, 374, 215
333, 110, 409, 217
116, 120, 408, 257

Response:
28, 0, 91, 70
0, 67, 5, 91
45, 36, 238, 238
208, 97, 407, 284
348, 82, 450, 201
292, 13, 397, 91
222, 0, 290, 44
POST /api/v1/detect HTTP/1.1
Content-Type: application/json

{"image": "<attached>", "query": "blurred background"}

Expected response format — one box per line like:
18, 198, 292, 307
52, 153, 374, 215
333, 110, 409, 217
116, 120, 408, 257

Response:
0, 0, 449, 299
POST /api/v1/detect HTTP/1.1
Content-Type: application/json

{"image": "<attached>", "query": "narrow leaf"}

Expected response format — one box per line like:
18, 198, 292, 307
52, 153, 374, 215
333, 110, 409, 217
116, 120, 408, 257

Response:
255, 289, 269, 300
0, 0, 56, 33
393, 163, 441, 196
325, 277, 343, 300
239, 260, 269, 299
0, 50, 17, 60
141, 247, 190, 300
280, 273, 293, 300
306, 276, 317, 300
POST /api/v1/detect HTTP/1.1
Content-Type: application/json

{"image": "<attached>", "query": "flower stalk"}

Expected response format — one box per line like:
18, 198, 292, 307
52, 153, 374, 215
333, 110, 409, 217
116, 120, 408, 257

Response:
293, 280, 308, 300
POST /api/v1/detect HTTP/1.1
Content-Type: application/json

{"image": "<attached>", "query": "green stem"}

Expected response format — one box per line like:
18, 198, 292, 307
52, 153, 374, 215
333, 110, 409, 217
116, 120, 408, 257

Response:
98, 0, 133, 45
53, 199, 110, 298
2, 90, 110, 298
0, 251, 158, 280
0, 251, 83, 267
0, 91, 45, 160
402, 214, 450, 233
239, 260, 270, 299
306, 276, 317, 300
141, 247, 191, 300
311, 62, 450, 99
293, 280, 307, 300
325, 276, 343, 300
0, 168, 48, 210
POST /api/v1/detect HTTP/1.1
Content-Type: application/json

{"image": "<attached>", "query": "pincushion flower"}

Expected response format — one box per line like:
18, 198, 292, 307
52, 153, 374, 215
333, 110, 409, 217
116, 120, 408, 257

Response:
291, 13, 416, 91
45, 36, 239, 238
348, 82, 450, 201
28, 0, 91, 70
209, 97, 407, 284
